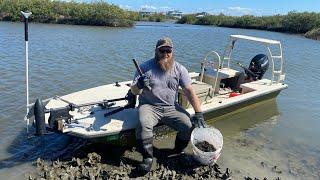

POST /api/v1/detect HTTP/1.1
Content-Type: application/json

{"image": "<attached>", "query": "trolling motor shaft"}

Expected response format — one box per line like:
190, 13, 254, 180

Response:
21, 11, 32, 133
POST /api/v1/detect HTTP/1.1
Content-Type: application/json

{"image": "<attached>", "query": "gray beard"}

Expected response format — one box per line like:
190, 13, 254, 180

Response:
155, 54, 174, 72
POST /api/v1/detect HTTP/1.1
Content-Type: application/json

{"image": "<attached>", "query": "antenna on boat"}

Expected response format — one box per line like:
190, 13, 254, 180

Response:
21, 11, 32, 133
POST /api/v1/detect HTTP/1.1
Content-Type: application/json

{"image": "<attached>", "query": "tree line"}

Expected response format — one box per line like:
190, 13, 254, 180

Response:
0, 0, 168, 26
177, 12, 320, 40
0, 0, 137, 27
1, 1, 319, 39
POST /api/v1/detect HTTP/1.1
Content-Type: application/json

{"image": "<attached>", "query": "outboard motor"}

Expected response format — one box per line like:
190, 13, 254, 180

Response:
247, 54, 269, 80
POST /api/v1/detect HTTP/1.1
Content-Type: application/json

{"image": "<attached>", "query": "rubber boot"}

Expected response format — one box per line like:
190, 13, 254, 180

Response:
172, 136, 189, 155
137, 138, 153, 173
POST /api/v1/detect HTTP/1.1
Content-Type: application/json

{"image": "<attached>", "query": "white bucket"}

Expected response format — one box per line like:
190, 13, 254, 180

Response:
190, 127, 223, 165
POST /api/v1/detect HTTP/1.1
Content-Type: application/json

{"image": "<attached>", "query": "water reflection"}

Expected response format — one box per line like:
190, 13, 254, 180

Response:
0, 130, 85, 170
208, 99, 279, 138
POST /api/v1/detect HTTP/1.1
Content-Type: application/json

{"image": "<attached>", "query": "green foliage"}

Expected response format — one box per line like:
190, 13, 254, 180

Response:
177, 12, 320, 34
282, 11, 320, 33
177, 14, 197, 24
135, 13, 166, 22
195, 15, 216, 25
147, 13, 165, 22
0, 0, 135, 27
127, 11, 140, 21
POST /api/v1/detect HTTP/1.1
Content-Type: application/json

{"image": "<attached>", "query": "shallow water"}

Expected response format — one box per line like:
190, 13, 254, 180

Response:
0, 21, 319, 179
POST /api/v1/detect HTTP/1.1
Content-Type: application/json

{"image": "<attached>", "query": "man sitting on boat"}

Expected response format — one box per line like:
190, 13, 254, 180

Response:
131, 37, 206, 173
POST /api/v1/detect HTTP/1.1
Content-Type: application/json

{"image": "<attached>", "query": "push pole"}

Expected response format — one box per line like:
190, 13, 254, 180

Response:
21, 11, 32, 133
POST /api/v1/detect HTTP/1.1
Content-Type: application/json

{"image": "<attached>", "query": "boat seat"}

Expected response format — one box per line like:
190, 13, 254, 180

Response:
240, 79, 272, 93
178, 80, 213, 109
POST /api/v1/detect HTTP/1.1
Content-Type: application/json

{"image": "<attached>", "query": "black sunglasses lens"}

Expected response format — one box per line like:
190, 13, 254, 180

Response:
159, 48, 172, 53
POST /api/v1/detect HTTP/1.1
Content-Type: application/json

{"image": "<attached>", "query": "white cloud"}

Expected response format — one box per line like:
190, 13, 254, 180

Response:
119, 4, 132, 10
140, 5, 157, 11
226, 6, 262, 16
159, 6, 173, 11
207, 7, 262, 16
197, 8, 203, 12
228, 7, 251, 11
159, 6, 170, 10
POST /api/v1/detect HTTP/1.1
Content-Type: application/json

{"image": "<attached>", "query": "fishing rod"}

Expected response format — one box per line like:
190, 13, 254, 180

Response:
21, 11, 32, 133
33, 90, 136, 135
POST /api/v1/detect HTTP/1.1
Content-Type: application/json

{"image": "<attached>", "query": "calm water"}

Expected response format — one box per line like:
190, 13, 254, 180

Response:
0, 21, 319, 179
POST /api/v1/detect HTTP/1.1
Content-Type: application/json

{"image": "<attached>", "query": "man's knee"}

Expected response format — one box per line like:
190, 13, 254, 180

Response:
175, 110, 192, 129
174, 110, 193, 140
175, 105, 191, 122
176, 121, 192, 139
165, 112, 192, 140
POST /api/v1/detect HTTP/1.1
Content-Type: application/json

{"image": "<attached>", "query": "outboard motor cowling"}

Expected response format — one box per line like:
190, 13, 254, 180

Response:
248, 54, 269, 80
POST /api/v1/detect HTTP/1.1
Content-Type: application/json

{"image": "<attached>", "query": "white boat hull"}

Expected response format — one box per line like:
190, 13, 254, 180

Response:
43, 72, 287, 141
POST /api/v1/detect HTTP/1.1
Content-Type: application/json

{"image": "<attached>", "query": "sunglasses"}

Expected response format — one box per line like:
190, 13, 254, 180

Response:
158, 47, 172, 54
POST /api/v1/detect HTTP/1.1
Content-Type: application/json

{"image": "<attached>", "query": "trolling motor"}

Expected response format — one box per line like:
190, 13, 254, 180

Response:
33, 90, 136, 136
238, 54, 269, 81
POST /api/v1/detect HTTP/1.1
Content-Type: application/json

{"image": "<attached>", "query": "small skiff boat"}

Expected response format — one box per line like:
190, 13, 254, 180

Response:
25, 35, 288, 142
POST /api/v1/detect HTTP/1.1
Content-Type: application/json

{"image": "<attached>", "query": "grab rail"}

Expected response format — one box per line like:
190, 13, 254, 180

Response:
200, 51, 222, 96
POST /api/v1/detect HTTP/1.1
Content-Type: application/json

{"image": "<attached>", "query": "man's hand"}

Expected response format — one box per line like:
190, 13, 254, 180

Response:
192, 112, 207, 128
137, 75, 150, 89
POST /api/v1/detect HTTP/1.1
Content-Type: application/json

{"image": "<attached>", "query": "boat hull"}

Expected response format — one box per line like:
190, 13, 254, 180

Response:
204, 90, 281, 120
89, 89, 282, 144
41, 73, 287, 142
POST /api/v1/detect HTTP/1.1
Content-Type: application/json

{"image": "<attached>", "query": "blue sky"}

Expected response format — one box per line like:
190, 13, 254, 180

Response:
80, 0, 320, 16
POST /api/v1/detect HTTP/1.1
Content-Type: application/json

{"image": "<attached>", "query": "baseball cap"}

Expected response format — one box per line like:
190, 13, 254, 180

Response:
156, 37, 173, 49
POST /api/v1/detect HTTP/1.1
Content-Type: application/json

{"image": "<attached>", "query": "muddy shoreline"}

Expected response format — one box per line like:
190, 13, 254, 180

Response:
27, 132, 231, 179
27, 133, 282, 180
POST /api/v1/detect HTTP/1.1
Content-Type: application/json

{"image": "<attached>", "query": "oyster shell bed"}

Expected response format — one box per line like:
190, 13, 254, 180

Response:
27, 135, 282, 179
31, 153, 232, 179
28, 142, 232, 179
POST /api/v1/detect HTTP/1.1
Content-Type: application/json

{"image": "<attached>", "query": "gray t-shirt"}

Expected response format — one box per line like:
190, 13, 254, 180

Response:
133, 58, 192, 106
